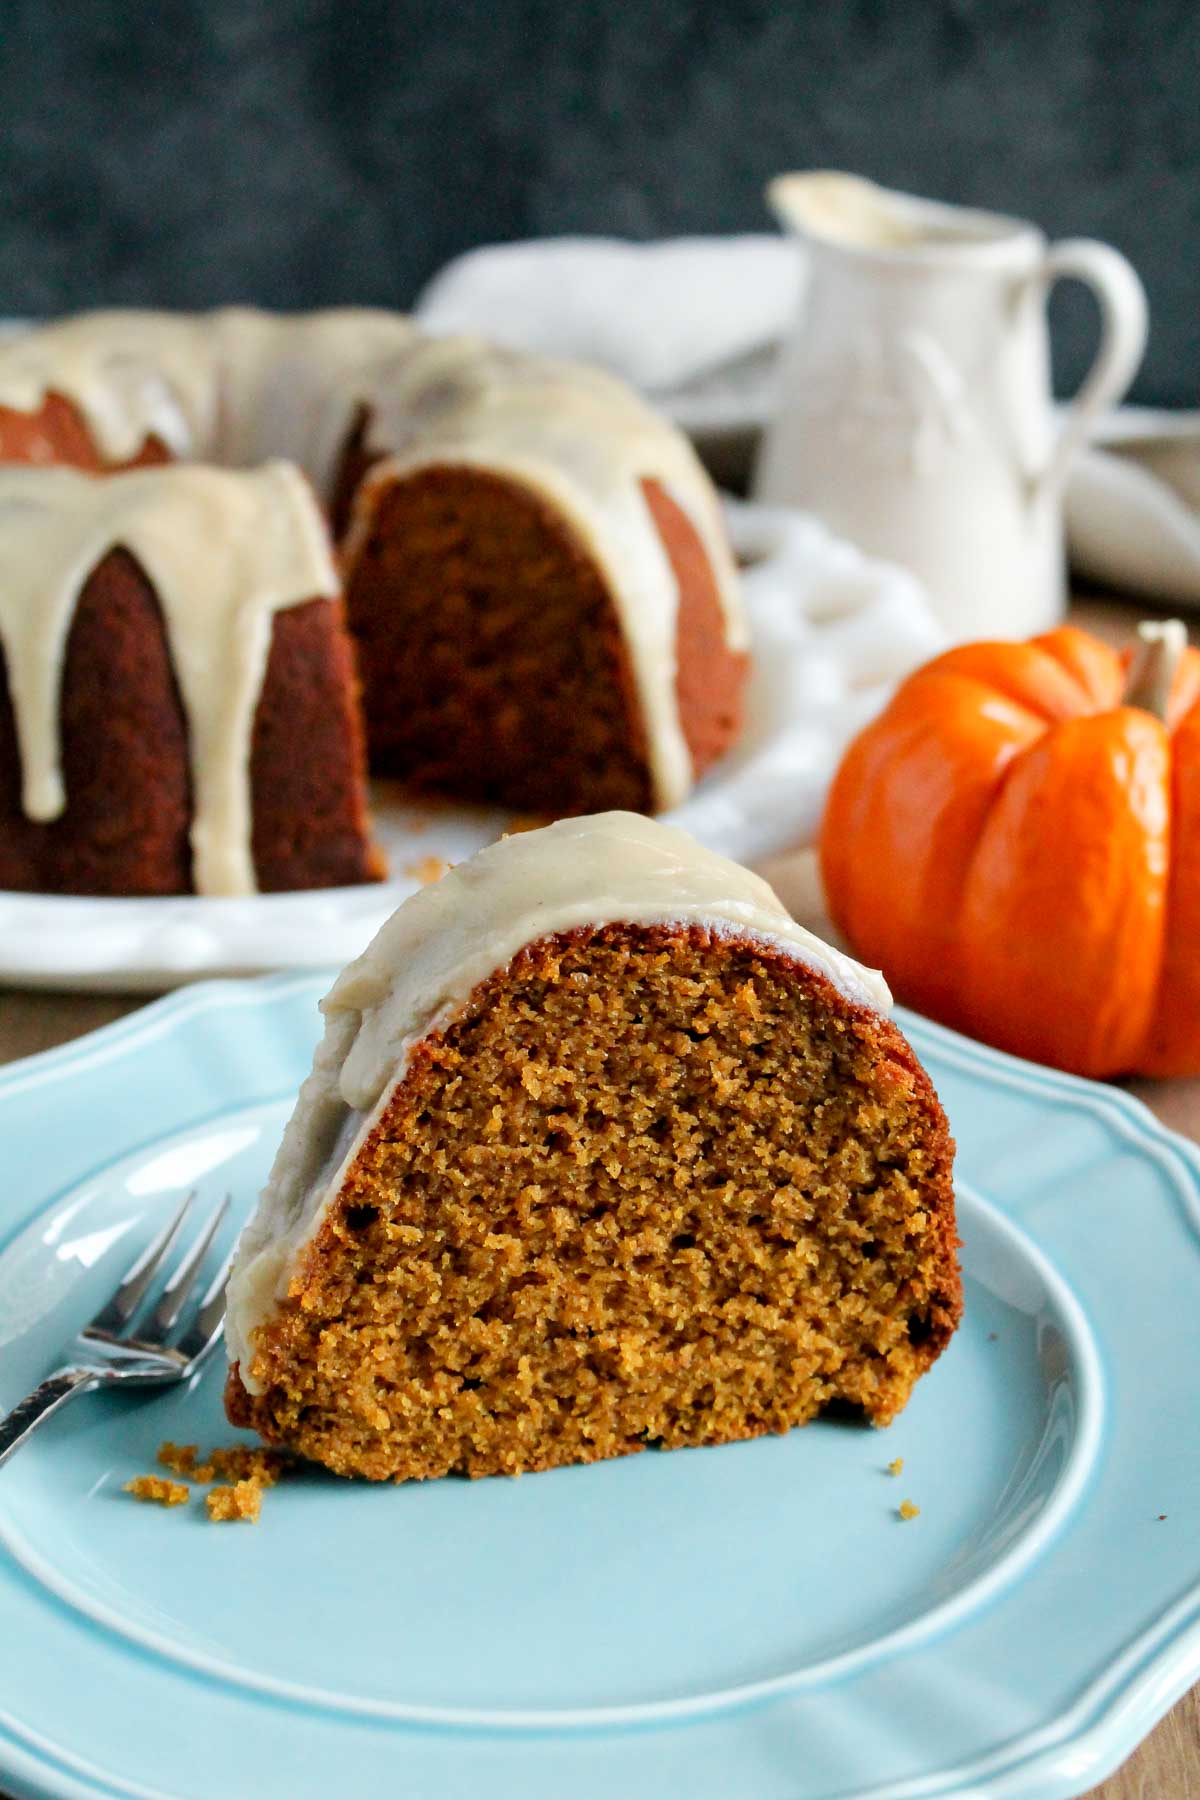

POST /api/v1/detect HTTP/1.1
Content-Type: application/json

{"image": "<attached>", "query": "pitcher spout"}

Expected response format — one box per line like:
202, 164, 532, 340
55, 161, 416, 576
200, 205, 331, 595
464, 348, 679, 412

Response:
767, 171, 1040, 266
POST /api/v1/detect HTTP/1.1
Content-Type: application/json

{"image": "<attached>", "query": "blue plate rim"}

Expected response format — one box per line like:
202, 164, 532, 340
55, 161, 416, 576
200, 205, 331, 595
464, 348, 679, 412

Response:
0, 971, 1197, 1800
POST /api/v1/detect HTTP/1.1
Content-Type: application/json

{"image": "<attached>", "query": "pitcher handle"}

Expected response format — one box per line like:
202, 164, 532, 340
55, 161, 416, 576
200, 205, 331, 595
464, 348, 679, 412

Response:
1035, 238, 1148, 497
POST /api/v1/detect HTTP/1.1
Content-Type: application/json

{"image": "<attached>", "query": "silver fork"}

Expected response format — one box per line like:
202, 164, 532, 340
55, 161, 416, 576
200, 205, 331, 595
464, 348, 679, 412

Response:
0, 1191, 233, 1470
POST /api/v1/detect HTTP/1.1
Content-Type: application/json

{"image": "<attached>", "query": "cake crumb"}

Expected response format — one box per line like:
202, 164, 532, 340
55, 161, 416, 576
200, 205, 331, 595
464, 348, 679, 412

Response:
206, 1480, 262, 1522
405, 855, 450, 886
899, 1498, 920, 1521
125, 1475, 190, 1507
205, 1445, 290, 1487
157, 1441, 200, 1478
887, 1457, 904, 1476
158, 1440, 290, 1488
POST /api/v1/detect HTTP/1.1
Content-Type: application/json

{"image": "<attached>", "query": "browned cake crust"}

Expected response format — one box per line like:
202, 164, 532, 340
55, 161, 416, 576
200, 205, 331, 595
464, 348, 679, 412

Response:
327, 403, 373, 540
249, 595, 384, 893
0, 393, 170, 470
0, 548, 381, 895
641, 479, 747, 783
227, 925, 960, 1482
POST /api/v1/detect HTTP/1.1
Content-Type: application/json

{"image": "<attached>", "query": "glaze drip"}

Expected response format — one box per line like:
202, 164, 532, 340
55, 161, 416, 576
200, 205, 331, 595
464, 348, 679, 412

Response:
0, 461, 338, 895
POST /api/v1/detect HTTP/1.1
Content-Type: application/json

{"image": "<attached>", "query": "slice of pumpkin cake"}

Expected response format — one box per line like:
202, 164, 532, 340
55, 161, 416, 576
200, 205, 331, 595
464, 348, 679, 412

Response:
225, 813, 959, 1481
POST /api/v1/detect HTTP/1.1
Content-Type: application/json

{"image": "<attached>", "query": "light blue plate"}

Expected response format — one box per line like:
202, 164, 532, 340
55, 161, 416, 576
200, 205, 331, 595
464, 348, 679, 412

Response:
0, 975, 1197, 1800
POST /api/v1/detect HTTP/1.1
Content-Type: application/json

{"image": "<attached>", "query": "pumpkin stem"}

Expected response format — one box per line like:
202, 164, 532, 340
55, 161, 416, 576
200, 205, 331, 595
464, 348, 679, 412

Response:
1125, 619, 1189, 723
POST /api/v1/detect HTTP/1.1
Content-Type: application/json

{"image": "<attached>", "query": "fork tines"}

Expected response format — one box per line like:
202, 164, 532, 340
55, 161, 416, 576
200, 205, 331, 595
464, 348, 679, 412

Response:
84, 1192, 232, 1359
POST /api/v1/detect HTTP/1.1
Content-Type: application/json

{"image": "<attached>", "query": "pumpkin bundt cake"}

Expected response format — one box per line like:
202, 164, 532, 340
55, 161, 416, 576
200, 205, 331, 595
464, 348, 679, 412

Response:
0, 311, 746, 894
225, 813, 960, 1483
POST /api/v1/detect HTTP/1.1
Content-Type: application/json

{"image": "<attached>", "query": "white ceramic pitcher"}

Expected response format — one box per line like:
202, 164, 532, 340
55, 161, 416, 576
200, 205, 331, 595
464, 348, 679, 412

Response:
754, 172, 1148, 641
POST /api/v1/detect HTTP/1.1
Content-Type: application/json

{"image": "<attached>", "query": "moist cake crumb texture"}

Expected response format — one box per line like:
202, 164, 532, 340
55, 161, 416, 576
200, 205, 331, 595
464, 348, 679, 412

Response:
206, 1480, 263, 1522
124, 1475, 190, 1507
156, 1441, 201, 1478
228, 923, 959, 1483
157, 1440, 291, 1488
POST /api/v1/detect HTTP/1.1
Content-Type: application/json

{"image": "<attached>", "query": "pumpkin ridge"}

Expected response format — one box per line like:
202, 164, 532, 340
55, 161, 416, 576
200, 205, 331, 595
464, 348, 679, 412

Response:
919, 640, 1098, 725
957, 709, 1171, 1076
1031, 626, 1124, 713
1142, 696, 1200, 1074
821, 669, 1043, 1029
1167, 647, 1200, 732
944, 716, 1067, 1028
905, 667, 1048, 735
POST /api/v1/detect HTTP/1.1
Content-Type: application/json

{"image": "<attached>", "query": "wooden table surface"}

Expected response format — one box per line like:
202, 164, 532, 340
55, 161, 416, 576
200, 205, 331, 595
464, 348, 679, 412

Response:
1, 592, 1197, 1799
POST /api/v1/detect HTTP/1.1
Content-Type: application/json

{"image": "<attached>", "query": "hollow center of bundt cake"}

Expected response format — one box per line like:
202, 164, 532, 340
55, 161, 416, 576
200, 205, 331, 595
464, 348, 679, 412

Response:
235, 926, 956, 1482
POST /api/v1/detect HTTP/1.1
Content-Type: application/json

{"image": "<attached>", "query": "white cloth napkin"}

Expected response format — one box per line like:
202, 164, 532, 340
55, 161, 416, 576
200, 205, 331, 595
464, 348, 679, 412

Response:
1067, 419, 1200, 606
669, 498, 947, 858
415, 237, 1200, 609
415, 234, 802, 430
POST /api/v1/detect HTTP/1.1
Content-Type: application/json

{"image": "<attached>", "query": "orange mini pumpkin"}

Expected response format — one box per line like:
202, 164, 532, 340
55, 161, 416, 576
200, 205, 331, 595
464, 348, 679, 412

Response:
821, 620, 1200, 1079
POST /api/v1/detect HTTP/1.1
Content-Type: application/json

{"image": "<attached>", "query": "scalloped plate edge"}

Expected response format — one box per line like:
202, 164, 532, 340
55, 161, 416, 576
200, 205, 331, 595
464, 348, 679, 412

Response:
1, 978, 1199, 1800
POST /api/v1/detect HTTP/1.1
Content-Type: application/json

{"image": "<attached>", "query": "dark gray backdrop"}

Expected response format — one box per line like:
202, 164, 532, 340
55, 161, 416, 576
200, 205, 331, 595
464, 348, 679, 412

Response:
2, 0, 1197, 403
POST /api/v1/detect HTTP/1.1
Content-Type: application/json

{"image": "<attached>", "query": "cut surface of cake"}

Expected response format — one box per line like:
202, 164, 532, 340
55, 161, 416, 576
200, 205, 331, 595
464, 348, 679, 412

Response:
225, 813, 960, 1482
0, 311, 747, 892
332, 337, 747, 814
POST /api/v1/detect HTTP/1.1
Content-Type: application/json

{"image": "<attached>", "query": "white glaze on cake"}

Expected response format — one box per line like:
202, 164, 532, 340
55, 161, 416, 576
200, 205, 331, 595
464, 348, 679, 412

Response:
210, 307, 421, 492
225, 811, 890, 1385
0, 311, 219, 461
0, 309, 743, 813
0, 461, 337, 895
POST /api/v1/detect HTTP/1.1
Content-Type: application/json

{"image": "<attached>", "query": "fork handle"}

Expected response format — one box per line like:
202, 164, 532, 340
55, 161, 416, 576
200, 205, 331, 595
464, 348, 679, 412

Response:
0, 1368, 98, 1470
